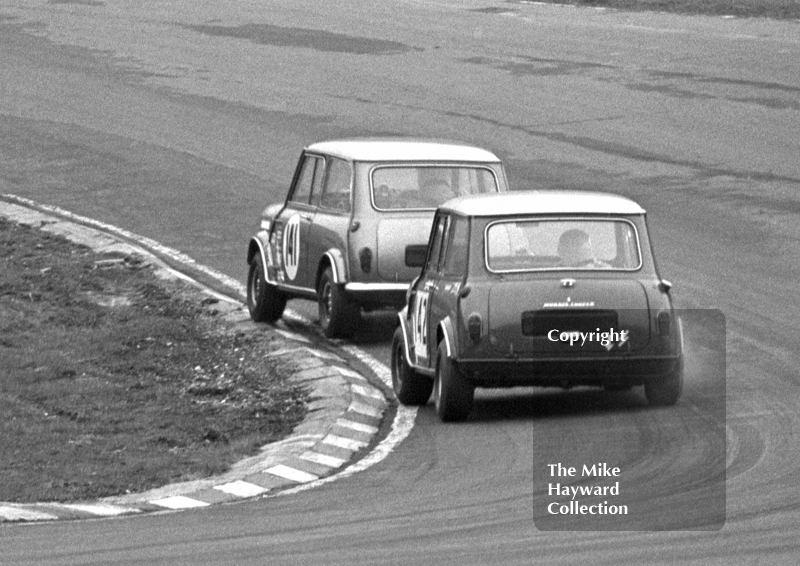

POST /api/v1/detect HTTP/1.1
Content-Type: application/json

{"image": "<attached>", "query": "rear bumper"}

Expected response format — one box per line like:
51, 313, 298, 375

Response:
344, 282, 409, 309
456, 355, 682, 388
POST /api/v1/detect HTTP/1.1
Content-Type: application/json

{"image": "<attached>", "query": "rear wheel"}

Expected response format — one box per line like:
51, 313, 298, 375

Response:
434, 342, 474, 422
318, 267, 360, 339
391, 327, 433, 405
247, 254, 286, 323
645, 357, 684, 406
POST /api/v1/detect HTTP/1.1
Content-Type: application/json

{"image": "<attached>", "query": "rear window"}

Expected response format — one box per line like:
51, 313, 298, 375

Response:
371, 165, 498, 211
485, 218, 641, 272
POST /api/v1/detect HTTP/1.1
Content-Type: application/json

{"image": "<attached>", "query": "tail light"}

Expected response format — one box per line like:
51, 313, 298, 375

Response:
359, 247, 372, 273
467, 313, 482, 342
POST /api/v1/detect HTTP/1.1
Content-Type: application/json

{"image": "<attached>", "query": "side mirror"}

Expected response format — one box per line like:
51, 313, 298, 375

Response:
658, 279, 673, 293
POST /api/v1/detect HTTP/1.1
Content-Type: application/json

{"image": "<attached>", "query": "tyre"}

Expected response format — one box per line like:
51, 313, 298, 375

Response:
644, 356, 683, 406
391, 327, 433, 405
247, 254, 286, 323
434, 341, 474, 422
317, 266, 360, 339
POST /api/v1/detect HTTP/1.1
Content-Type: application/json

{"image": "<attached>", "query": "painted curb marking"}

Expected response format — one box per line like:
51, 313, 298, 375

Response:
335, 418, 380, 435
151, 496, 211, 510
0, 506, 59, 522
213, 481, 268, 498
300, 451, 347, 468
349, 400, 384, 419
352, 383, 385, 401
323, 434, 368, 452
334, 366, 367, 381
60, 503, 140, 517
264, 465, 319, 483
273, 328, 311, 343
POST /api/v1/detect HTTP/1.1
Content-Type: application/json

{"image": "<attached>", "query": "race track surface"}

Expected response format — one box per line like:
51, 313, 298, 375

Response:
1, 1, 799, 564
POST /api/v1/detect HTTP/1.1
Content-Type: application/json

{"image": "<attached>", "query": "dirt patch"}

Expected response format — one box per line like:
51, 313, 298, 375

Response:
0, 218, 308, 503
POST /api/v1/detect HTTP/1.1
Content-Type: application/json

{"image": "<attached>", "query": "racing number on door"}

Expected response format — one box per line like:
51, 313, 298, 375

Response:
283, 214, 301, 280
413, 290, 430, 360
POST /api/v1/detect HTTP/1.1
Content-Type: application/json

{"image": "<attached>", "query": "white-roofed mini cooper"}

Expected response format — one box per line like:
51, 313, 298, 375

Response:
392, 191, 684, 422
246, 139, 508, 338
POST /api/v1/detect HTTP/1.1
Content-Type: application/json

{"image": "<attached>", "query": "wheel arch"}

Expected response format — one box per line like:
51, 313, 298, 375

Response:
247, 237, 264, 265
315, 249, 348, 291
437, 317, 456, 358
397, 311, 415, 368
248, 232, 274, 283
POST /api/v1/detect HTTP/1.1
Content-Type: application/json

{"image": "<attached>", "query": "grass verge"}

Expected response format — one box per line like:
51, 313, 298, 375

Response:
0, 217, 308, 503
528, 0, 800, 20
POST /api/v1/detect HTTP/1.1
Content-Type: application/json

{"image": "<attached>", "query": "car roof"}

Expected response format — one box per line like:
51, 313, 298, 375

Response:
305, 138, 502, 163
439, 190, 646, 216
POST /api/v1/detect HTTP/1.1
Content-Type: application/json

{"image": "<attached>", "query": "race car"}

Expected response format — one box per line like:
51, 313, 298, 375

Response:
246, 138, 508, 338
392, 191, 684, 421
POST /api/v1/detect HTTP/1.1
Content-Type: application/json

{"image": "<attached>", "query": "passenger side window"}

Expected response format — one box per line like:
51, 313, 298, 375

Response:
290, 155, 323, 205
442, 216, 469, 276
319, 157, 352, 212
425, 215, 449, 273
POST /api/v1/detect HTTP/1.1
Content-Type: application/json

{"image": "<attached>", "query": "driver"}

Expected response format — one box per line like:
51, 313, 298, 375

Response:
428, 181, 455, 205
558, 229, 607, 268
419, 169, 457, 206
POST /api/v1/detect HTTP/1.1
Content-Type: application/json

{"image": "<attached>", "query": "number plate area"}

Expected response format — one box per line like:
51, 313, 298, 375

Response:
521, 309, 623, 353
522, 310, 618, 337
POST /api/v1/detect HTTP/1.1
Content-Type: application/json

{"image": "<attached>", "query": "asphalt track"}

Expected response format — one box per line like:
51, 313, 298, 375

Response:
1, 1, 799, 564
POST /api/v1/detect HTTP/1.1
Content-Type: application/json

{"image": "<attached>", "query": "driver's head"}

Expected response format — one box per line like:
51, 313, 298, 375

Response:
427, 181, 454, 205
419, 168, 455, 204
558, 229, 593, 266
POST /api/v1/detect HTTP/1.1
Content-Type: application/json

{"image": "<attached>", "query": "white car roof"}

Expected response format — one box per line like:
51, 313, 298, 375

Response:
440, 191, 646, 216
306, 138, 502, 163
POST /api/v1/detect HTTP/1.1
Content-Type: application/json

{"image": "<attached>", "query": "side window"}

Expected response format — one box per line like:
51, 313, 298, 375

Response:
319, 157, 352, 212
442, 216, 469, 276
290, 155, 323, 205
425, 215, 449, 273
453, 168, 497, 196
309, 157, 325, 206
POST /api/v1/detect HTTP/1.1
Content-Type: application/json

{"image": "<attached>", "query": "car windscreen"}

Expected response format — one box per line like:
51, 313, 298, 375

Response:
485, 218, 641, 272
371, 166, 499, 211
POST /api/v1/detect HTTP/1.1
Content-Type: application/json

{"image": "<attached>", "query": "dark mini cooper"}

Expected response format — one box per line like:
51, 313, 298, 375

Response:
392, 191, 684, 421
246, 139, 508, 338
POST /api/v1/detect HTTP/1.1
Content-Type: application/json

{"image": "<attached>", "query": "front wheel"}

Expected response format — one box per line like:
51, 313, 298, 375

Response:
644, 357, 684, 406
318, 267, 360, 339
247, 254, 286, 323
391, 327, 433, 405
434, 342, 474, 422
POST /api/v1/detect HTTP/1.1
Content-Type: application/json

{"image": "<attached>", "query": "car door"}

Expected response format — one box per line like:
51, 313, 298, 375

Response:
307, 156, 353, 286
274, 153, 324, 291
427, 214, 469, 357
411, 213, 449, 368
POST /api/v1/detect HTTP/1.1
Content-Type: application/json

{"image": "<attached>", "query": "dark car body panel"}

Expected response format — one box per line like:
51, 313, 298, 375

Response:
396, 191, 683, 393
